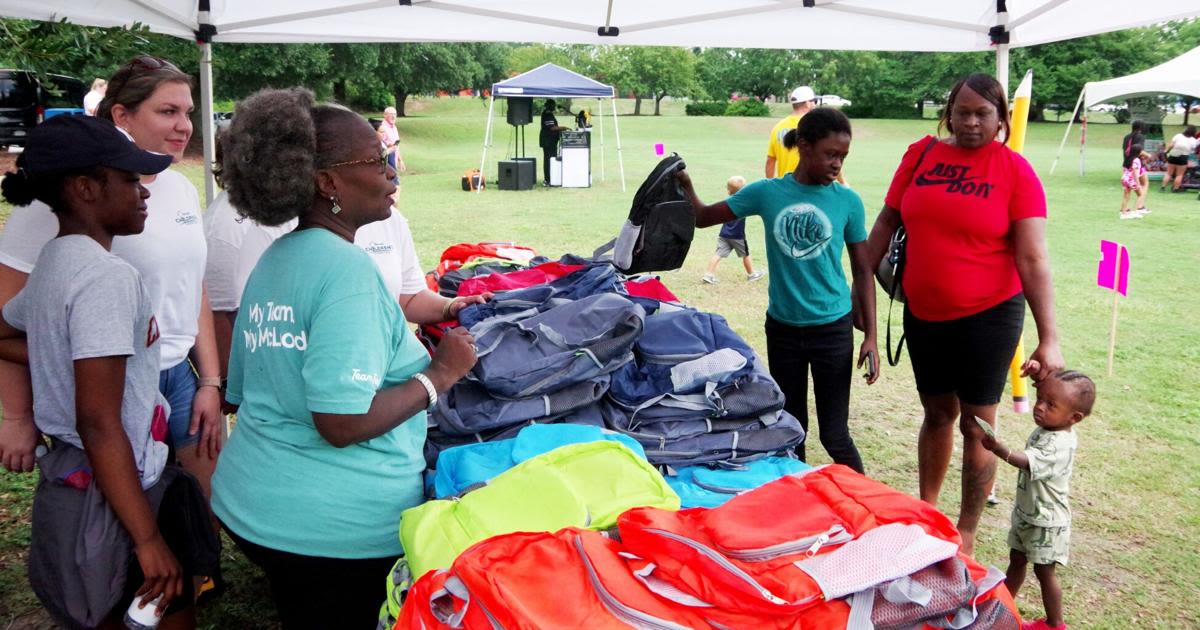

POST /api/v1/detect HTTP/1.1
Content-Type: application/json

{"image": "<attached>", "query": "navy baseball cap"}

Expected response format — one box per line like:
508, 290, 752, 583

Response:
18, 115, 173, 177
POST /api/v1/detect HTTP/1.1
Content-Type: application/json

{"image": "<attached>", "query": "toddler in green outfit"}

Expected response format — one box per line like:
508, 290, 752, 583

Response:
982, 368, 1095, 630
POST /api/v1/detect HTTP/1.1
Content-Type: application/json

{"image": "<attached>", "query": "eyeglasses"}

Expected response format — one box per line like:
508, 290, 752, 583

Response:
326, 152, 390, 174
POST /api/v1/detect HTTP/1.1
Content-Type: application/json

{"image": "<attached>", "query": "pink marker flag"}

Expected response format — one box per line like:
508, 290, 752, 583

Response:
1097, 239, 1130, 296
654, 143, 664, 156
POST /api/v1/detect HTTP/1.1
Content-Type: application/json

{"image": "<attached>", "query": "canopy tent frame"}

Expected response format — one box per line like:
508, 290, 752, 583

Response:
478, 63, 625, 193
1050, 44, 1200, 176
3, 0, 1198, 203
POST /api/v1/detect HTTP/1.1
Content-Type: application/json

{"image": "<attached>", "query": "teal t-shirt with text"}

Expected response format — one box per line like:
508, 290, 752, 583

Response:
727, 177, 866, 326
212, 228, 430, 559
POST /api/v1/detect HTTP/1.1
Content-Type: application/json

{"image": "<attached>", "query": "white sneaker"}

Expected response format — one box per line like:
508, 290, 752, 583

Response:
1119, 212, 1139, 220
701, 274, 718, 284
1136, 207, 1150, 215
747, 271, 766, 282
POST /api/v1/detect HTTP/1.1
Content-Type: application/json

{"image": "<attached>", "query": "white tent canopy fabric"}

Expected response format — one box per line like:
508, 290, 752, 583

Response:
1051, 45, 1200, 175
3, 1, 1198, 51
1084, 45, 1200, 108
3, 0, 1198, 199
478, 63, 626, 191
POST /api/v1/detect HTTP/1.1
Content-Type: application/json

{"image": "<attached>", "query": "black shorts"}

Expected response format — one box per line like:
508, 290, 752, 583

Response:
904, 293, 1025, 406
1167, 154, 1189, 166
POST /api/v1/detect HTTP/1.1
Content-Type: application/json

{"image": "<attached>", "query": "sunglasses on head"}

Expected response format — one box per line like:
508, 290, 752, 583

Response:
106, 55, 182, 96
128, 55, 180, 73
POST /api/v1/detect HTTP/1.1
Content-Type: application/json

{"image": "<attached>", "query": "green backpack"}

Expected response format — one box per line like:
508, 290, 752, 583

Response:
385, 440, 678, 620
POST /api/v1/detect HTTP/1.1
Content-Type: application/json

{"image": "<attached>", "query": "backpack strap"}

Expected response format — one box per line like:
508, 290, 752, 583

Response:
883, 137, 938, 367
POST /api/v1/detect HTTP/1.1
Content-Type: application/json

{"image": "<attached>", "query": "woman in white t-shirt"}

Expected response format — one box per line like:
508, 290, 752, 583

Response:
1163, 125, 1198, 193
83, 78, 107, 116
0, 57, 225, 497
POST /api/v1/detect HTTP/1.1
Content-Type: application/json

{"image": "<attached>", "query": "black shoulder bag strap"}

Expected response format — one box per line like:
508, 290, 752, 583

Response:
885, 136, 938, 367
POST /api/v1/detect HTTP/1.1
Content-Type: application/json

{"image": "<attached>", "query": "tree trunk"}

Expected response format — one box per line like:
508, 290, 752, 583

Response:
1029, 100, 1046, 122
333, 80, 347, 104
633, 96, 643, 116
916, 99, 924, 119
654, 92, 666, 116
393, 88, 410, 117
1184, 98, 1195, 126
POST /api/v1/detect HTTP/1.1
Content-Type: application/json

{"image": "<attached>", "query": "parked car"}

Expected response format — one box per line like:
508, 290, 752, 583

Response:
819, 94, 852, 108
0, 70, 86, 148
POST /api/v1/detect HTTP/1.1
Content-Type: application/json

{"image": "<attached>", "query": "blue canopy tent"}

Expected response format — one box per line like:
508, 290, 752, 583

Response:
479, 63, 626, 192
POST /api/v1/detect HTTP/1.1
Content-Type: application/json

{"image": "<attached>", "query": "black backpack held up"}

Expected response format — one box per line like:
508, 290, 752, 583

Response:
597, 154, 696, 274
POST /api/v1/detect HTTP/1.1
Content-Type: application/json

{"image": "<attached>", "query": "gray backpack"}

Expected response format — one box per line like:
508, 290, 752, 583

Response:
468, 292, 644, 399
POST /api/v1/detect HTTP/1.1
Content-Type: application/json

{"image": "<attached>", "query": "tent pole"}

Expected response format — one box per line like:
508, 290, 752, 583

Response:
477, 95, 495, 194
198, 40, 216, 207
611, 97, 626, 192
598, 98, 606, 182
994, 1, 1010, 96
1050, 87, 1085, 175
1079, 114, 1087, 176
996, 47, 1009, 98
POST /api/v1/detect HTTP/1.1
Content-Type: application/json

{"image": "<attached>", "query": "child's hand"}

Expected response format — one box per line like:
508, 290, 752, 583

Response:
981, 434, 999, 452
1020, 358, 1043, 381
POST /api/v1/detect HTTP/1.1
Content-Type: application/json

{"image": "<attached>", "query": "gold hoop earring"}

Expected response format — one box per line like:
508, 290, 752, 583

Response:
329, 196, 341, 215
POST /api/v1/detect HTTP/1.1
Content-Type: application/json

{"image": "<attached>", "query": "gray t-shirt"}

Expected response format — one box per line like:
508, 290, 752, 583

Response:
3, 236, 168, 487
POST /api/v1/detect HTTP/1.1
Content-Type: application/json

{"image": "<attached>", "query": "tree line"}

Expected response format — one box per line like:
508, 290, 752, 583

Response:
2, 17, 1196, 119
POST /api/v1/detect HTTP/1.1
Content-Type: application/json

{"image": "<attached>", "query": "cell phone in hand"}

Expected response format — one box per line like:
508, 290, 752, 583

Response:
863, 350, 877, 381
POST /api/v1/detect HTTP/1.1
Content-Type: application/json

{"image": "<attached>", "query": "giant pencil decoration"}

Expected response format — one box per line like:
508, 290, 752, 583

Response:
1005, 70, 1034, 413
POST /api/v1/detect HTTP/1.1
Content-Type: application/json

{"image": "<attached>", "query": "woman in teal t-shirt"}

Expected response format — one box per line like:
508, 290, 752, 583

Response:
676, 108, 877, 473
210, 88, 477, 629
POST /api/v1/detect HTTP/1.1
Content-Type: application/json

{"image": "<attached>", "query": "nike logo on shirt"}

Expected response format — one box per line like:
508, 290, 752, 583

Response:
914, 162, 994, 198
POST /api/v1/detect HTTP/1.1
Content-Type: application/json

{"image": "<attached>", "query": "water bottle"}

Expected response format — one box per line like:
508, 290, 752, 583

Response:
124, 594, 163, 630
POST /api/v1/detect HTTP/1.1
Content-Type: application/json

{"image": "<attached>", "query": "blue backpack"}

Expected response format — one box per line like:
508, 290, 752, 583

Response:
430, 423, 646, 498
666, 456, 811, 508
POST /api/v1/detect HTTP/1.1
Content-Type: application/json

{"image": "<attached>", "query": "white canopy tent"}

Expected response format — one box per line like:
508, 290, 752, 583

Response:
1051, 45, 1200, 174
2, 0, 1198, 201
479, 63, 625, 192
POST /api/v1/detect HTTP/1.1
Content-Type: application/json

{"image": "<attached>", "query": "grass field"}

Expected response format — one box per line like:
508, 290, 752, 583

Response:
2, 96, 1199, 629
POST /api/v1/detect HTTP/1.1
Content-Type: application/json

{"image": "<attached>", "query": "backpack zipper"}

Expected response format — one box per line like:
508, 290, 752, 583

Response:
642, 158, 684, 203
717, 524, 853, 562
641, 528, 802, 607
573, 535, 696, 630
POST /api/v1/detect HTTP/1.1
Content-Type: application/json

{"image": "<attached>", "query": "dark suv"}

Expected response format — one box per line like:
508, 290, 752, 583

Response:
0, 71, 87, 148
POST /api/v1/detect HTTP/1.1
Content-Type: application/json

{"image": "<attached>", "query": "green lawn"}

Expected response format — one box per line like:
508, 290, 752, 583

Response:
2, 97, 1199, 629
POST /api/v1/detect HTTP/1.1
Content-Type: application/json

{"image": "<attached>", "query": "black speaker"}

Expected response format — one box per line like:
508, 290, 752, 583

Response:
506, 97, 533, 126
497, 159, 536, 190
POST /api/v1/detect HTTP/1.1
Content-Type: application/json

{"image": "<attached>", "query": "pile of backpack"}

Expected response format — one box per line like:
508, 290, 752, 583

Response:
419, 241, 806, 472
378, 423, 816, 629
393, 460, 1022, 629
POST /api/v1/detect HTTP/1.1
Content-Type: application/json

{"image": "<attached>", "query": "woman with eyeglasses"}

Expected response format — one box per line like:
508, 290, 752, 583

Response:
204, 134, 484, 393
0, 56, 226, 499
864, 73, 1063, 556
209, 88, 477, 628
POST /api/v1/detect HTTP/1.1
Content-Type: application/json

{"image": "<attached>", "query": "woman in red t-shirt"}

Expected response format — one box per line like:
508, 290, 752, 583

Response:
865, 73, 1063, 555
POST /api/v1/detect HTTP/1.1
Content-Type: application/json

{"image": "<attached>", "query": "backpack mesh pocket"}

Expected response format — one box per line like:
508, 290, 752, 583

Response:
871, 556, 975, 629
